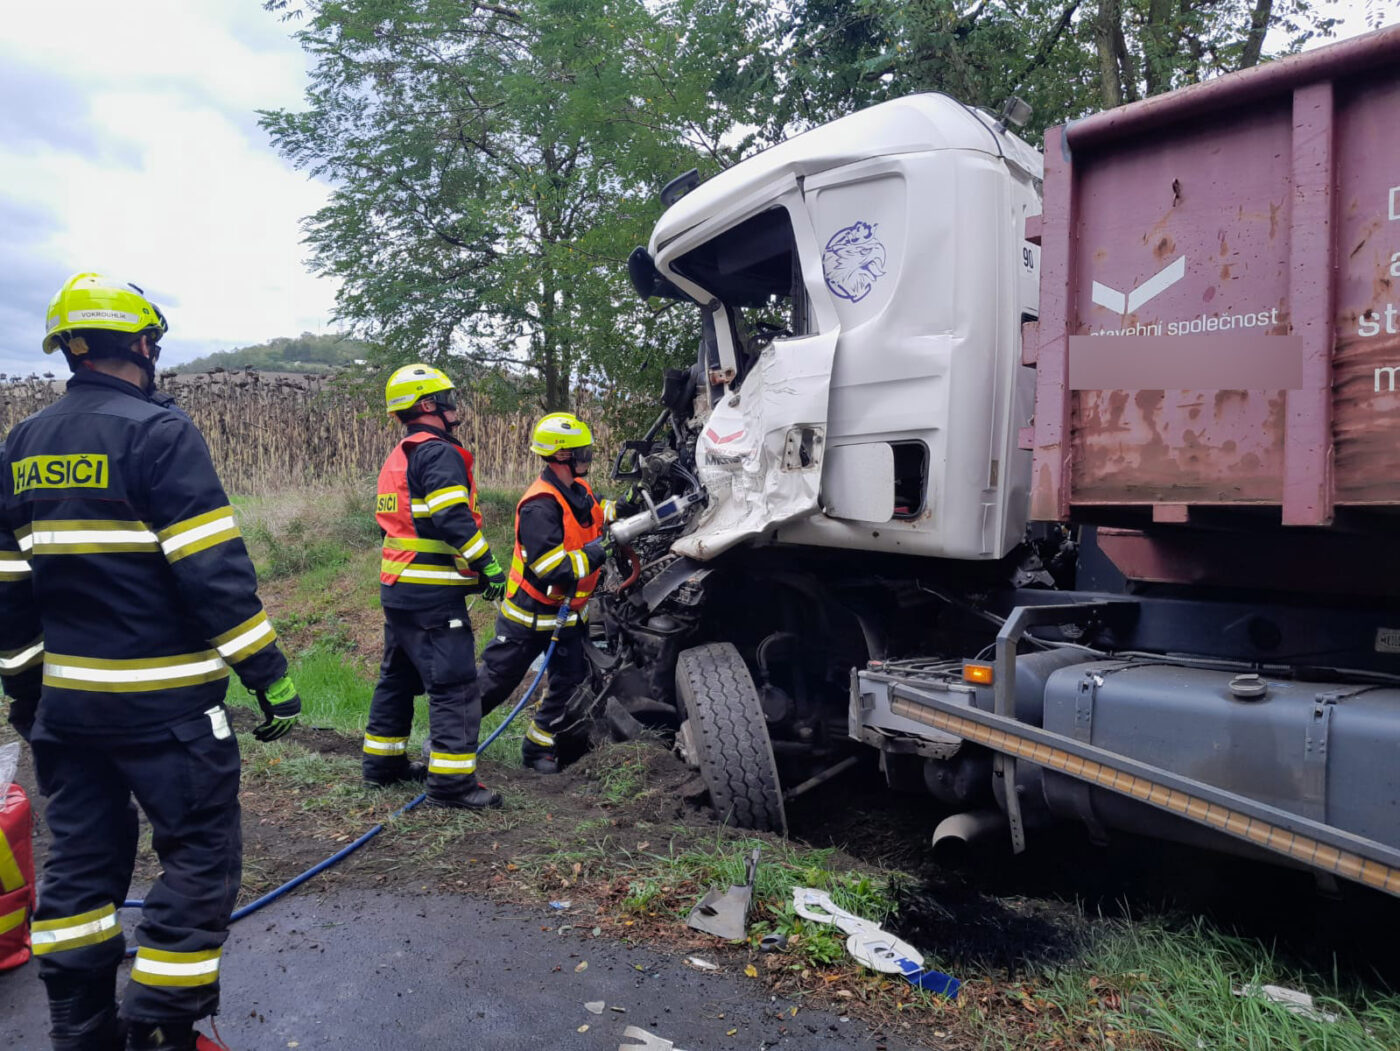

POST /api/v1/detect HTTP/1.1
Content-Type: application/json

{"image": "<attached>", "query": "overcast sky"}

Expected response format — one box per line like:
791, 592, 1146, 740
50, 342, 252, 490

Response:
0, 1, 1394, 380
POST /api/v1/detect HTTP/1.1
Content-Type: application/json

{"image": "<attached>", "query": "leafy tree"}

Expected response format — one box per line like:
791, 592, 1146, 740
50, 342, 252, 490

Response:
261, 0, 762, 414
764, 0, 1340, 143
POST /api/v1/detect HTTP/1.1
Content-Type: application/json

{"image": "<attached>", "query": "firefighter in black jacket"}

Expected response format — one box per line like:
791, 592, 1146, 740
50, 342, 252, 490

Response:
363, 364, 508, 809
0, 273, 301, 1051
476, 413, 617, 774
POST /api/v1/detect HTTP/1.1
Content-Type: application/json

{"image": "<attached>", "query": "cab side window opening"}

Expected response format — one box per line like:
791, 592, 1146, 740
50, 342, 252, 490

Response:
674, 208, 812, 389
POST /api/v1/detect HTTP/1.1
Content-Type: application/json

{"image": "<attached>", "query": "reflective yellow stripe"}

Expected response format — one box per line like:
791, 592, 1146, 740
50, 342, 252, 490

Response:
383, 537, 459, 555
210, 611, 276, 665
131, 946, 221, 988
0, 827, 24, 892
157, 506, 241, 563
0, 906, 27, 937
525, 721, 555, 747
411, 502, 431, 518
500, 598, 579, 631
380, 561, 477, 585
0, 550, 30, 580
530, 545, 567, 575
13, 524, 32, 553
428, 751, 476, 775
0, 637, 43, 674
363, 734, 408, 756
459, 532, 489, 562
44, 651, 228, 693
424, 486, 470, 512
568, 550, 589, 579
29, 519, 158, 555
32, 904, 120, 954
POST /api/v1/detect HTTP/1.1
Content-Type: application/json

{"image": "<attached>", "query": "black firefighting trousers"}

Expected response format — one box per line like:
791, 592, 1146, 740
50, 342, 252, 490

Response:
30, 705, 242, 1025
364, 600, 484, 797
477, 614, 587, 762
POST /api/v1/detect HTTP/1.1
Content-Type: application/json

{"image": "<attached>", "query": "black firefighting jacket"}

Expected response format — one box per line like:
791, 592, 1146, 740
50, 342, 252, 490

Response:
0, 371, 288, 741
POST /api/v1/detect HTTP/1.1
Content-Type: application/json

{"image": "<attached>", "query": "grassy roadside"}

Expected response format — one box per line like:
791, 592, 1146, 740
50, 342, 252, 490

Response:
217, 486, 1400, 1050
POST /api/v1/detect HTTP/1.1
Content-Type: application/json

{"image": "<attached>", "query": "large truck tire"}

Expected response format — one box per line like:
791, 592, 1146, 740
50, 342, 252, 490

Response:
675, 642, 788, 836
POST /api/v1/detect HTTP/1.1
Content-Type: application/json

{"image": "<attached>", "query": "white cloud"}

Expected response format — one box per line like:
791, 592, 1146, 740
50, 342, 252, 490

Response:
0, 0, 337, 377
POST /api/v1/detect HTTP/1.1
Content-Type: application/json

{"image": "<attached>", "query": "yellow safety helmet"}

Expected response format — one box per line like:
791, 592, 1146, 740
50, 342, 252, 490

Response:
385, 363, 455, 415
43, 272, 169, 355
530, 412, 594, 457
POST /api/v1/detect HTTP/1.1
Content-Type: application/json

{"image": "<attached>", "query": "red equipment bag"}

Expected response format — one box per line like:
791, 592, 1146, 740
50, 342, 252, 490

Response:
0, 780, 36, 971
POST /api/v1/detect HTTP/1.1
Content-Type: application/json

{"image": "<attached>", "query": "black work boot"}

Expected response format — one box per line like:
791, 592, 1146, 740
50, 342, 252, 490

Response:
425, 781, 502, 810
363, 759, 427, 787
45, 971, 123, 1051
523, 752, 560, 774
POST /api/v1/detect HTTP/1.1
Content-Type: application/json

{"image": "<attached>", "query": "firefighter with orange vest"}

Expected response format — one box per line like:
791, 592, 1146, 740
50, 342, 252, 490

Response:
363, 364, 508, 809
476, 413, 617, 774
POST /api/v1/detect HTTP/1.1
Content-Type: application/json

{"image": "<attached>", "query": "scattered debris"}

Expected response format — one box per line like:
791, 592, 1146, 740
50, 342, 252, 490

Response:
792, 887, 960, 998
684, 956, 719, 971
1233, 984, 1340, 1024
618, 1025, 689, 1051
585, 1001, 606, 1015
759, 933, 788, 953
686, 848, 760, 940
575, 960, 589, 972
549, 900, 572, 910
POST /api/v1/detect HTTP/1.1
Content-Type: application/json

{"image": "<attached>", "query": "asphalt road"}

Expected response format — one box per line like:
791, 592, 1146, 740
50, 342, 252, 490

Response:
0, 890, 925, 1050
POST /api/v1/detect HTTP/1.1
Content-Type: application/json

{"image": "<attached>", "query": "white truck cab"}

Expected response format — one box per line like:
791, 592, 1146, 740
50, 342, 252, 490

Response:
642, 94, 1043, 563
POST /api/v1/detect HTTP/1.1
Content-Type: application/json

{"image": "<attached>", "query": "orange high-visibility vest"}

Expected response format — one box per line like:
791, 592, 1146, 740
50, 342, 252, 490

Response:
506, 477, 605, 613
376, 432, 483, 587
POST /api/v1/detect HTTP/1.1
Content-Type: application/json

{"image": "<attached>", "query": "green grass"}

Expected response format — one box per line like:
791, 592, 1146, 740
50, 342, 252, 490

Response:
956, 917, 1400, 1051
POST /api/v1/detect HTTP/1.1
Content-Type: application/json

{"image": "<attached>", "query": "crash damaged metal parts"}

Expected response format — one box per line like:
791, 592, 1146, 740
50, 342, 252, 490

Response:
791, 887, 960, 998
686, 848, 759, 940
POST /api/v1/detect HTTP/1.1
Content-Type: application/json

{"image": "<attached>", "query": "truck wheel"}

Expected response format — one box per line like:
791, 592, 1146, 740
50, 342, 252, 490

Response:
675, 642, 788, 836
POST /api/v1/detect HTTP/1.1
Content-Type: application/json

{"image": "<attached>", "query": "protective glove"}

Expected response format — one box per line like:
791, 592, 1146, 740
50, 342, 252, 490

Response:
582, 531, 616, 568
253, 675, 301, 742
478, 556, 507, 602
616, 485, 644, 518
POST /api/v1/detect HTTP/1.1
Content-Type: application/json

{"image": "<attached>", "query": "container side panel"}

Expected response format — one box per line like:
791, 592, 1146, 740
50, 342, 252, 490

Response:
1067, 103, 1293, 506
1333, 73, 1400, 504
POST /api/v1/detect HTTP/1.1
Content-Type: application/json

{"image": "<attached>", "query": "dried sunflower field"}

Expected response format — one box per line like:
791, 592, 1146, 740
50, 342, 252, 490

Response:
0, 371, 612, 492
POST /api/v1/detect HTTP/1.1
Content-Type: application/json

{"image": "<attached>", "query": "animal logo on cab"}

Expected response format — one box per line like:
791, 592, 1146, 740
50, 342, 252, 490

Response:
823, 221, 887, 303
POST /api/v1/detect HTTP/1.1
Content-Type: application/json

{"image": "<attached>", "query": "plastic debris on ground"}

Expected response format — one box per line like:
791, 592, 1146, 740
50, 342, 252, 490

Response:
684, 956, 719, 971
585, 1001, 606, 1015
686, 848, 759, 940
792, 886, 960, 998
618, 1025, 689, 1051
549, 900, 572, 910
1232, 983, 1340, 1023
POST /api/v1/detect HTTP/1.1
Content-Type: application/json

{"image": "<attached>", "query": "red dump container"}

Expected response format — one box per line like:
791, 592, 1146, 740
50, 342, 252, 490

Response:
1029, 25, 1400, 527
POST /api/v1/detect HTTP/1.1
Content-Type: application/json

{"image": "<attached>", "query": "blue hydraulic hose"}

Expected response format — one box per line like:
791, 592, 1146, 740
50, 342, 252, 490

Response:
121, 632, 561, 931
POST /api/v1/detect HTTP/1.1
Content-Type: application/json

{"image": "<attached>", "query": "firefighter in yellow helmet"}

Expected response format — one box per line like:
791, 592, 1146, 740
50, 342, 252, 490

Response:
1, 273, 299, 1050
363, 364, 507, 808
475, 412, 617, 774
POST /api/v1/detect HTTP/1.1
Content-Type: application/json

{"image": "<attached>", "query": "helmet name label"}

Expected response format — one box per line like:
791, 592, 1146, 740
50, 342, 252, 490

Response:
66, 309, 141, 325
376, 493, 398, 513
12, 454, 110, 494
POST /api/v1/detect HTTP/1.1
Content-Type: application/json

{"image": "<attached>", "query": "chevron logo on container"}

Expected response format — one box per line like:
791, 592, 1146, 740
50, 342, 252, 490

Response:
1091, 256, 1186, 315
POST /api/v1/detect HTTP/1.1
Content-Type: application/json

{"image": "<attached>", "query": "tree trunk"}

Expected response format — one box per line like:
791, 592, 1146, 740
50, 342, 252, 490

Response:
1239, 0, 1273, 68
1095, 0, 1125, 108
1142, 0, 1176, 96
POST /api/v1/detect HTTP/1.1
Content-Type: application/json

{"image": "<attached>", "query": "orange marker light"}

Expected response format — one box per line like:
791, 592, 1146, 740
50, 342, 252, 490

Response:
962, 662, 994, 686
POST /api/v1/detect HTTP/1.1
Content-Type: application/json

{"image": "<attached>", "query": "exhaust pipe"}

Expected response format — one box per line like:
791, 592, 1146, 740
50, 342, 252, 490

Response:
931, 810, 1008, 861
